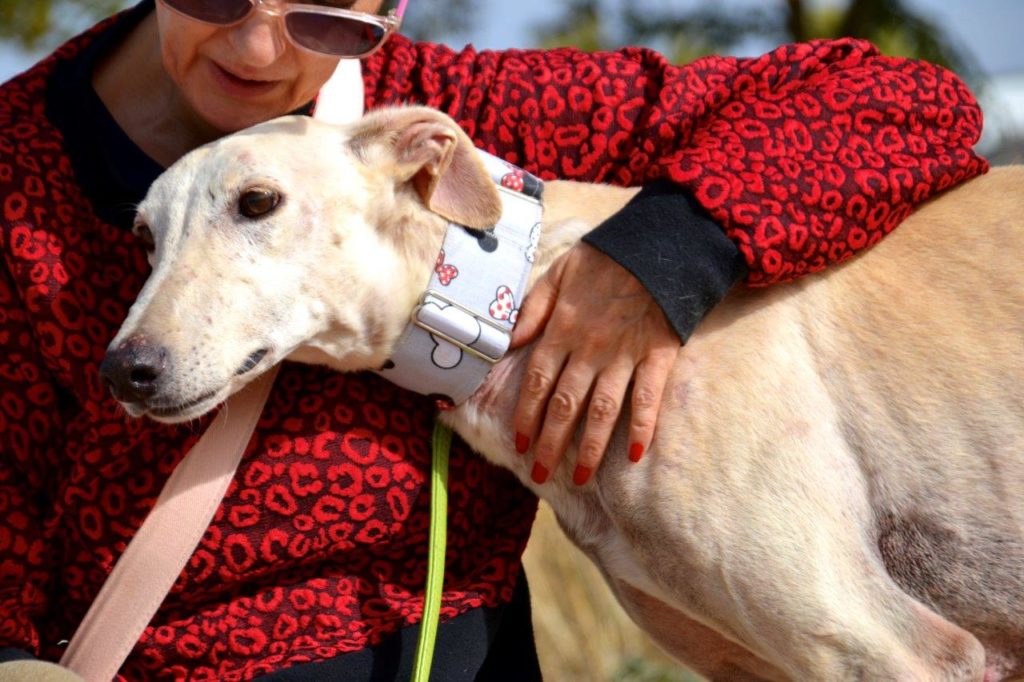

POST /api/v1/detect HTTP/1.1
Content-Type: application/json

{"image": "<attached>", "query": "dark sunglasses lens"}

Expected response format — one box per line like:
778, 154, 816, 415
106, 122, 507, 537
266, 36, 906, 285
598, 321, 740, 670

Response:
162, 0, 252, 25
285, 13, 386, 56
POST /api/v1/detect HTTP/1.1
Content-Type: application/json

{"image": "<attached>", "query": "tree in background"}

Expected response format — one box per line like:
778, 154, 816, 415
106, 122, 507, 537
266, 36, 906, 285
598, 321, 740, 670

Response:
400, 0, 475, 43
535, 0, 982, 87
0, 0, 983, 86
0, 0, 125, 48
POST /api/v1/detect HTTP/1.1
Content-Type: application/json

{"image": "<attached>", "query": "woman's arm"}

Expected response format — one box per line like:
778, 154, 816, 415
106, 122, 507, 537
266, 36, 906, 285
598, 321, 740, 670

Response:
366, 36, 985, 273
364, 36, 986, 478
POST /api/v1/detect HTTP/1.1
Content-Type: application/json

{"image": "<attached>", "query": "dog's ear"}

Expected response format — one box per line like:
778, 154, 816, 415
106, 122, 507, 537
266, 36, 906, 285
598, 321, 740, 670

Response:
350, 107, 503, 229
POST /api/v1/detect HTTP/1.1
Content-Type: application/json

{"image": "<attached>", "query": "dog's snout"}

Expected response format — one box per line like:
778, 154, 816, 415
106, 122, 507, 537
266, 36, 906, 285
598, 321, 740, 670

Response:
99, 336, 169, 403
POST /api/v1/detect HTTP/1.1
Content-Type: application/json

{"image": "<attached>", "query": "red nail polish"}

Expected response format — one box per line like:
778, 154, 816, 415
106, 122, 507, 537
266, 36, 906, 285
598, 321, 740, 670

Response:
572, 465, 593, 486
531, 462, 549, 484
629, 443, 644, 463
515, 432, 530, 455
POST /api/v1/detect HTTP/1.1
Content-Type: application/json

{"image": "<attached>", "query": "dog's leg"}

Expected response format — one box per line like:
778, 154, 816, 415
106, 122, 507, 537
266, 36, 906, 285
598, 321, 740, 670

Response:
593, 310, 991, 680
615, 443, 987, 680
612, 580, 787, 681
626, 437, 988, 680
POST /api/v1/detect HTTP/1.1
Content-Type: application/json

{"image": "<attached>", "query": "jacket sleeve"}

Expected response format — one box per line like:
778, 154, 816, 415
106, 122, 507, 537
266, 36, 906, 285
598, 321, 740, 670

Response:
365, 37, 987, 287
0, 264, 60, 657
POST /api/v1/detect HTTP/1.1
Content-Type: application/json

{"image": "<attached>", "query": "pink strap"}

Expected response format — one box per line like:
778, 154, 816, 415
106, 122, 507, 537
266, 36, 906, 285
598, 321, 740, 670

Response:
60, 368, 279, 682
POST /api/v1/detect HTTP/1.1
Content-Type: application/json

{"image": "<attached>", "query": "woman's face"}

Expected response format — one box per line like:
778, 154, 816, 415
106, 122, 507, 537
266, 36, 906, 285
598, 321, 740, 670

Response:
155, 0, 386, 134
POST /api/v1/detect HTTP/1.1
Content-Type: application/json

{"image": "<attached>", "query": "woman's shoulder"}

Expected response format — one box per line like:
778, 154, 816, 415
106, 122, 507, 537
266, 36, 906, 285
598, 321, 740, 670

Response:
0, 64, 77, 257
0, 16, 127, 220
0, 4, 143, 130
366, 32, 626, 78
0, 56, 60, 136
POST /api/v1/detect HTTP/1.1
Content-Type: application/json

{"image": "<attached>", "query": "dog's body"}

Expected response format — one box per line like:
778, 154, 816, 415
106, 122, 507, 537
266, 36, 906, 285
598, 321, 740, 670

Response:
103, 108, 1024, 680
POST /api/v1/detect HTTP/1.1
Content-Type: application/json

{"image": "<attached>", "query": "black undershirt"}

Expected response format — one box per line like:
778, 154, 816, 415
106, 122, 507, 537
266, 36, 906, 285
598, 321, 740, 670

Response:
45, 1, 163, 230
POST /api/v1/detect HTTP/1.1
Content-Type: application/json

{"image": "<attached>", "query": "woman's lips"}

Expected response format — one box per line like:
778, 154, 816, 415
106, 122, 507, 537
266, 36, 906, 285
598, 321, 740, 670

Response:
209, 61, 279, 98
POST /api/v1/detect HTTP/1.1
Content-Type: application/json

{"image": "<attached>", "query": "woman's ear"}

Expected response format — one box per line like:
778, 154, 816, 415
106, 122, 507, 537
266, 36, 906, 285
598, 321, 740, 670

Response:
348, 106, 503, 229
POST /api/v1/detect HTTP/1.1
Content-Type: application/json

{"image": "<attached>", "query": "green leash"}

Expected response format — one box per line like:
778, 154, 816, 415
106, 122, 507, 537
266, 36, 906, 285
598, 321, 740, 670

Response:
411, 418, 451, 682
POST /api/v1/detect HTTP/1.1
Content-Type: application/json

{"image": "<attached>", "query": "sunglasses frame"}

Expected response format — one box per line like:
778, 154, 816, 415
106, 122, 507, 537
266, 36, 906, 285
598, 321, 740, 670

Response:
159, 0, 409, 59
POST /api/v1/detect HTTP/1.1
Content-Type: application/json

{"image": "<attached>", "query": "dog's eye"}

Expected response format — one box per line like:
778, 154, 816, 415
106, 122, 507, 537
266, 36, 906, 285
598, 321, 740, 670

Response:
133, 221, 155, 252
239, 188, 281, 219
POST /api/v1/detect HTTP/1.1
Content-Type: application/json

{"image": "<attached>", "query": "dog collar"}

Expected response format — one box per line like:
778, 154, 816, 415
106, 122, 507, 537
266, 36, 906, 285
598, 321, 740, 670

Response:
375, 151, 544, 407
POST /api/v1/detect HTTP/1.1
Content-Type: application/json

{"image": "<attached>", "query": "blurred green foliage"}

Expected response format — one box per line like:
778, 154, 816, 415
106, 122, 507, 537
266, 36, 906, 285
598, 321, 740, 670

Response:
0, 0, 983, 91
535, 0, 982, 88
0, 0, 127, 48
612, 656, 706, 682
400, 0, 476, 43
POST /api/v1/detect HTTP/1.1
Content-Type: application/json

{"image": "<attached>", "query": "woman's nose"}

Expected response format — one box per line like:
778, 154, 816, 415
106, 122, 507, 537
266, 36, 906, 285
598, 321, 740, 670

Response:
227, 8, 288, 68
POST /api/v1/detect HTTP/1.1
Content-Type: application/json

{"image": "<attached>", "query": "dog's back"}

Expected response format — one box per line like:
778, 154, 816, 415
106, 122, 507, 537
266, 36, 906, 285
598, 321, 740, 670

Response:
606, 166, 1024, 678
812, 166, 1023, 604
821, 166, 1024, 672
809, 167, 1023, 672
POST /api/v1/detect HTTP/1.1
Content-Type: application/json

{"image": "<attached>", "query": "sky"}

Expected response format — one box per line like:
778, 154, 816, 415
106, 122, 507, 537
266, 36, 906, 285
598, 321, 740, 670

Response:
897, 0, 1024, 76
1, 0, 1021, 147
459, 0, 1024, 76
2, 0, 1023, 77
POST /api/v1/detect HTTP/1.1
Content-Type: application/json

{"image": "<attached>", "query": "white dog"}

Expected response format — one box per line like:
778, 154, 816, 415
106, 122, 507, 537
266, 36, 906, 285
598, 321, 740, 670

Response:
101, 107, 1023, 680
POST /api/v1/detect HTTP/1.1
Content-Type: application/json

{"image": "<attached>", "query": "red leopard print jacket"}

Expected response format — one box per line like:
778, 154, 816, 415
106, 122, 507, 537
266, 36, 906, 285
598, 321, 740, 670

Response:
0, 9, 986, 682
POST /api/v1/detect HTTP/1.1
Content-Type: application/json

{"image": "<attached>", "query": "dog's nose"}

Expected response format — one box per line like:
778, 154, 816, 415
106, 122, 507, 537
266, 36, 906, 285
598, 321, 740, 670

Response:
99, 336, 169, 403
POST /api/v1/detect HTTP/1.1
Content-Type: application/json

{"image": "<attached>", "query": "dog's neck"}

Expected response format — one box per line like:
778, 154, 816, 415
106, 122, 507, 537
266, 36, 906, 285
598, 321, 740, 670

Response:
442, 346, 534, 473
437, 180, 640, 477
373, 159, 545, 404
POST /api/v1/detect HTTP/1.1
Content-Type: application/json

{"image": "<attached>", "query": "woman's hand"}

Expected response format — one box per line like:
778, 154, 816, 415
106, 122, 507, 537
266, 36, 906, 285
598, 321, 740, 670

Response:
509, 243, 680, 486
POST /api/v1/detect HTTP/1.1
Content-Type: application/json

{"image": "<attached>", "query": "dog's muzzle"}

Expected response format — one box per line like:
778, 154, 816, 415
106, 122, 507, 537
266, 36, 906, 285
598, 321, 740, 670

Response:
99, 335, 169, 405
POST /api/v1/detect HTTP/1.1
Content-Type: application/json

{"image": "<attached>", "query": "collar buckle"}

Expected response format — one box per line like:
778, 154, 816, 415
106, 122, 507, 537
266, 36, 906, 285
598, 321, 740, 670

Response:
412, 290, 512, 364
375, 149, 543, 406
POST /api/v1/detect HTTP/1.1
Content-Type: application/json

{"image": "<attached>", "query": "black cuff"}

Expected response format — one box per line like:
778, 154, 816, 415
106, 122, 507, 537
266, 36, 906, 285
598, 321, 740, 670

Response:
582, 180, 748, 343
0, 648, 36, 663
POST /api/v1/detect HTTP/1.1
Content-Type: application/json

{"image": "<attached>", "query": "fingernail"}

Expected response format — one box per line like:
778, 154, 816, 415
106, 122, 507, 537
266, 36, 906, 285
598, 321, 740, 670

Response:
572, 465, 593, 486
531, 462, 549, 484
515, 432, 530, 455
629, 443, 644, 463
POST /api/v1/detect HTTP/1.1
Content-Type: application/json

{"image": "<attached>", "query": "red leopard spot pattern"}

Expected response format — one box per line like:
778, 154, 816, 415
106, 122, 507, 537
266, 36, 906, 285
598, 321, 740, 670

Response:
362, 36, 986, 284
0, 29, 533, 680
1, 11, 986, 681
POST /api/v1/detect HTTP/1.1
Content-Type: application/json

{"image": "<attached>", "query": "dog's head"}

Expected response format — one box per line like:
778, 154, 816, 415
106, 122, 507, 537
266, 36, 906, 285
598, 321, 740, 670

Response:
100, 106, 503, 422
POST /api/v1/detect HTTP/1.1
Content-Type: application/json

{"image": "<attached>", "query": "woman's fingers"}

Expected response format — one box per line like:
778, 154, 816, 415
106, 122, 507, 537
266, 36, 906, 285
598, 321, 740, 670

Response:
510, 242, 681, 485
528, 358, 598, 484
512, 344, 568, 461
571, 361, 634, 484
626, 345, 678, 463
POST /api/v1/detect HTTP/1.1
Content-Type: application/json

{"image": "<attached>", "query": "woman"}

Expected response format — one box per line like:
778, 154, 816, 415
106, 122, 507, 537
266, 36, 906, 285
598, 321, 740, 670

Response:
0, 0, 986, 679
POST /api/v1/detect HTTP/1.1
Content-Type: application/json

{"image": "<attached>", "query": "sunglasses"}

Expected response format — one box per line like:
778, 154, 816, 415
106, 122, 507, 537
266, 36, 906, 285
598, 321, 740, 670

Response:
159, 0, 408, 58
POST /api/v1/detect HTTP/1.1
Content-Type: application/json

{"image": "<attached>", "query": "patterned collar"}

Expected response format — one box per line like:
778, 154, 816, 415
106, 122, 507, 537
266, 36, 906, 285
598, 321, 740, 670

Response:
375, 153, 544, 407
